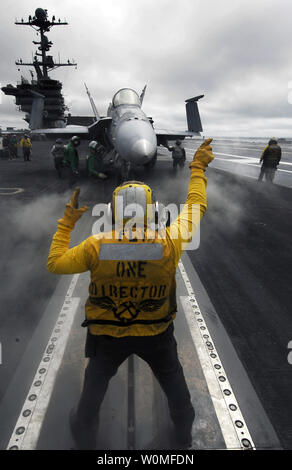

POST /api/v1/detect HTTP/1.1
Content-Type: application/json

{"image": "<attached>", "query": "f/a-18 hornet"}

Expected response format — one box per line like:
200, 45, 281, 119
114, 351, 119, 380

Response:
35, 85, 204, 179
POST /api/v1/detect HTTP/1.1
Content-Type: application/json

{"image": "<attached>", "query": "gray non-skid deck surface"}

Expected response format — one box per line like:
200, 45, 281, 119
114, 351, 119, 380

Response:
1, 139, 289, 449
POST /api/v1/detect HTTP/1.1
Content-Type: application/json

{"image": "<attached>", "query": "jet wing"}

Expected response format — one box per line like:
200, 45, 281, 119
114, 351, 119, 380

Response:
154, 128, 195, 146
32, 125, 89, 136
88, 117, 112, 138
31, 118, 112, 146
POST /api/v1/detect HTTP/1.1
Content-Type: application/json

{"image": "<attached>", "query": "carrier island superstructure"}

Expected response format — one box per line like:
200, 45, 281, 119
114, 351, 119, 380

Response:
1, 7, 77, 129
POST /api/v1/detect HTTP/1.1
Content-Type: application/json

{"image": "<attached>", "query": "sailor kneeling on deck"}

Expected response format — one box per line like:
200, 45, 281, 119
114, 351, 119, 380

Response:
47, 139, 214, 449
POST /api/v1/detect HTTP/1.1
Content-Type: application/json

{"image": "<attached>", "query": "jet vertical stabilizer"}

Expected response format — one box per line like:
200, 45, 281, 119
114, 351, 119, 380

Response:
85, 83, 100, 122
185, 95, 204, 133
140, 85, 147, 105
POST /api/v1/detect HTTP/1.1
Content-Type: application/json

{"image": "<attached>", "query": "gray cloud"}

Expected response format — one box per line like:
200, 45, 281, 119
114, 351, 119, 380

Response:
1, 0, 292, 136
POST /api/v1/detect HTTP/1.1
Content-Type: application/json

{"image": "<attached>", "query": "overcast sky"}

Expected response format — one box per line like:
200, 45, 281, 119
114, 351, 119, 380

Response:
1, 0, 292, 136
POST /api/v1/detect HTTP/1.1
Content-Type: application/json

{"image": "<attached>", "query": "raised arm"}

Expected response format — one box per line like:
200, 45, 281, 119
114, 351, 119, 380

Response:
51, 145, 56, 157
47, 188, 89, 274
165, 140, 173, 152
166, 138, 214, 266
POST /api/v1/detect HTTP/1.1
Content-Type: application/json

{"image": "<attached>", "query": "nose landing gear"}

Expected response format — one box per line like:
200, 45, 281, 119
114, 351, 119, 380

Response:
115, 156, 132, 185
144, 151, 157, 170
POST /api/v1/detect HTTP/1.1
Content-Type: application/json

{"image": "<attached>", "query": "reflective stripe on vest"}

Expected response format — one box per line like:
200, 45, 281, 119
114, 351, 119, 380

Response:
99, 242, 163, 260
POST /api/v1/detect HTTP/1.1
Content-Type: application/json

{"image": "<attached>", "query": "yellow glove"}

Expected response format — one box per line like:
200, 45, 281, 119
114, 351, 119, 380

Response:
58, 187, 88, 229
189, 138, 214, 170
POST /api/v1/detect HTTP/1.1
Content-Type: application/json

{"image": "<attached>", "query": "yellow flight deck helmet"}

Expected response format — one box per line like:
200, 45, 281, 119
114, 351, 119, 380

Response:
109, 180, 170, 230
111, 181, 155, 225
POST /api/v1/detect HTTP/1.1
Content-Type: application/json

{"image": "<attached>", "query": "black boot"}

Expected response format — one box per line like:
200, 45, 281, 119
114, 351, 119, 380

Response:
173, 408, 195, 449
69, 407, 98, 450
174, 425, 192, 448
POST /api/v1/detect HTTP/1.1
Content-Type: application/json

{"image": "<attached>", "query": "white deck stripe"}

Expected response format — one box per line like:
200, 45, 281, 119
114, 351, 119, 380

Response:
185, 144, 292, 155
179, 261, 255, 450
160, 147, 292, 167
213, 155, 292, 174
7, 275, 80, 450
214, 152, 292, 167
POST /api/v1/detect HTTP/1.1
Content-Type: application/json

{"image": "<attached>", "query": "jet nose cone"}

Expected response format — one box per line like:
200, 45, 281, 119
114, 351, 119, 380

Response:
115, 119, 157, 164
131, 139, 156, 162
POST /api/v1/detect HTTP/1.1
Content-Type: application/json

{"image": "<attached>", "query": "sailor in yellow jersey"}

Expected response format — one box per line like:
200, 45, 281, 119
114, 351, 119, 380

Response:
20, 134, 32, 161
47, 138, 214, 449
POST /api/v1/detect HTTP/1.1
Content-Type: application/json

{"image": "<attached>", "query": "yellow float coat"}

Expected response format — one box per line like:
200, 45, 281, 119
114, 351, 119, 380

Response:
47, 167, 207, 337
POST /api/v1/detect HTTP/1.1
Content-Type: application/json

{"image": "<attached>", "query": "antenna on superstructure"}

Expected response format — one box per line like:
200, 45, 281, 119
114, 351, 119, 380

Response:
15, 7, 77, 79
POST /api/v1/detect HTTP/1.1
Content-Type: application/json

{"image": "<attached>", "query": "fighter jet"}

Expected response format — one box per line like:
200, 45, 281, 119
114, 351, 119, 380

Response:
33, 85, 204, 179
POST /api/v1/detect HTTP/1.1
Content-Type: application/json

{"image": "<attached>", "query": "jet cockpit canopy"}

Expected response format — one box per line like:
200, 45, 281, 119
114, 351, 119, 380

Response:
113, 88, 141, 107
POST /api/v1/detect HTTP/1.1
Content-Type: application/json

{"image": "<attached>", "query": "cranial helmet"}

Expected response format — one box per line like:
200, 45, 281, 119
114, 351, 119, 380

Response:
89, 140, 98, 150
71, 135, 80, 144
108, 181, 171, 230
111, 181, 154, 224
269, 137, 277, 145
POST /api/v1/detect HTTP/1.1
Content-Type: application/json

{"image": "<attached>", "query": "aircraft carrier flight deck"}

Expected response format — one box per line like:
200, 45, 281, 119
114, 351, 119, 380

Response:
0, 138, 291, 451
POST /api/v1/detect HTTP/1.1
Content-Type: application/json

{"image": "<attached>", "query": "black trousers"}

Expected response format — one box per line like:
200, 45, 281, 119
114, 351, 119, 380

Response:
258, 164, 277, 182
173, 158, 185, 170
54, 157, 64, 178
8, 146, 18, 159
23, 148, 31, 161
76, 324, 194, 429
62, 165, 78, 187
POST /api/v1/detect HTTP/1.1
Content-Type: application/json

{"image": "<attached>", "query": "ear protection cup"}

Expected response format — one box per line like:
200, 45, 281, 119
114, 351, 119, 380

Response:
155, 203, 171, 229
106, 202, 115, 225
154, 201, 159, 225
